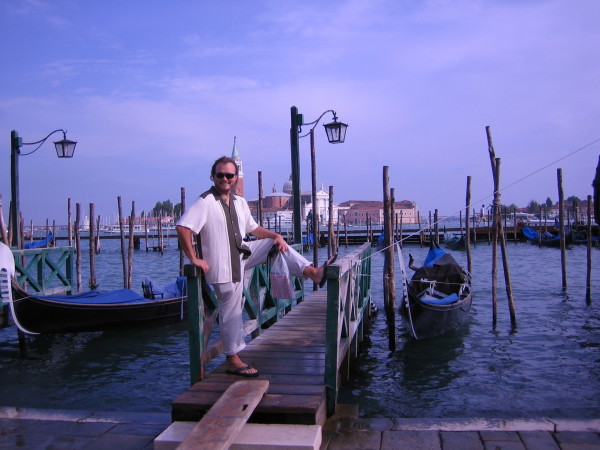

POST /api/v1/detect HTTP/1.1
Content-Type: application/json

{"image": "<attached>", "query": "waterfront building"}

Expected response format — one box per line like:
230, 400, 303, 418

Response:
249, 176, 339, 226
339, 200, 419, 226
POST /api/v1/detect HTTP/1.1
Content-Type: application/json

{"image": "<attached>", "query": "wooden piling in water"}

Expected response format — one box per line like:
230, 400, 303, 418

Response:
117, 196, 127, 288
465, 176, 472, 275
89, 203, 97, 289
434, 209, 439, 245
557, 168, 567, 291
95, 215, 101, 254
328, 185, 336, 258
67, 198, 73, 247
127, 201, 135, 289
75, 203, 82, 292
486, 126, 516, 327
343, 213, 348, 249
180, 187, 186, 276
382, 166, 396, 351
586, 194, 593, 304
258, 171, 263, 227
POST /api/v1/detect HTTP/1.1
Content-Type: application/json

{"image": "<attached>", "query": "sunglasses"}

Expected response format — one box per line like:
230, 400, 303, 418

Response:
215, 172, 236, 179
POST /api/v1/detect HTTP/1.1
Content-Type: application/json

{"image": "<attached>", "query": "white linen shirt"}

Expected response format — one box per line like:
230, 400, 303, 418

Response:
177, 189, 259, 284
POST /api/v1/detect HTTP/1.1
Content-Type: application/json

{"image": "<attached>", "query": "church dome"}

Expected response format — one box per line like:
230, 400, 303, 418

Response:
283, 175, 293, 194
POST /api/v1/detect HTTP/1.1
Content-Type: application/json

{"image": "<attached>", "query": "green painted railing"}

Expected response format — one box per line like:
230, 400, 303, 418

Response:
185, 244, 305, 383
11, 247, 75, 295
325, 243, 372, 416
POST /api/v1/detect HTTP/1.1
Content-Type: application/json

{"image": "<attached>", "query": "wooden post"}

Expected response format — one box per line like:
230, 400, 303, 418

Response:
75, 203, 82, 292
472, 208, 477, 245
89, 203, 97, 289
258, 171, 263, 227
513, 207, 518, 243
95, 215, 101, 254
144, 215, 149, 252
185, 263, 205, 383
382, 166, 396, 351
487, 208, 492, 244
486, 127, 516, 326
586, 195, 592, 304
557, 168, 567, 291
399, 210, 404, 248
495, 159, 516, 326
67, 198, 73, 247
328, 185, 335, 258
118, 196, 127, 288
180, 187, 186, 276
465, 176, 472, 275
127, 201, 135, 289
417, 210, 423, 247
434, 209, 439, 245
344, 213, 348, 248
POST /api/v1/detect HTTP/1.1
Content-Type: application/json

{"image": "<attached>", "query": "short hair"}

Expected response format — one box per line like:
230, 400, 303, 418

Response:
210, 156, 238, 179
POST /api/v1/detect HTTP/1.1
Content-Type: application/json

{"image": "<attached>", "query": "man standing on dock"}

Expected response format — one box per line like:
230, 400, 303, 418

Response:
176, 155, 335, 377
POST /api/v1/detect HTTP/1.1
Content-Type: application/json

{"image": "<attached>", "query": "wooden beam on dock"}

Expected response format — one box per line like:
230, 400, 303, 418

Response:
177, 380, 269, 450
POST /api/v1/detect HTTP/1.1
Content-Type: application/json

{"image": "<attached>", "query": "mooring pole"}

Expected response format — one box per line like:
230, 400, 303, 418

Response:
383, 166, 396, 351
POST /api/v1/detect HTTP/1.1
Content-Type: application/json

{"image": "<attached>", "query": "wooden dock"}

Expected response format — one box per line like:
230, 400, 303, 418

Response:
171, 243, 373, 427
172, 290, 329, 425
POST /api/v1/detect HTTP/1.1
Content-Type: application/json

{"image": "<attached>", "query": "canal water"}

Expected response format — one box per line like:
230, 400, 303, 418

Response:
0, 236, 599, 419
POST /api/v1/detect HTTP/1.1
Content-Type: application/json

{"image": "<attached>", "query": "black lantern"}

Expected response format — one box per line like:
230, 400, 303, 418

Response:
323, 118, 348, 144
54, 136, 77, 158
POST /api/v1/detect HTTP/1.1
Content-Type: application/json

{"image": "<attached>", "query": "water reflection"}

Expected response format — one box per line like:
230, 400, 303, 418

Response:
396, 328, 467, 393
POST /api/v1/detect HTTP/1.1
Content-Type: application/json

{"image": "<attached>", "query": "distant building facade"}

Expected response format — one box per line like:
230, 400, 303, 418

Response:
338, 200, 419, 226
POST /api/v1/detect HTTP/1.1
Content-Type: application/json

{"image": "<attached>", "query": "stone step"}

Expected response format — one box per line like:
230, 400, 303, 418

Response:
154, 421, 322, 450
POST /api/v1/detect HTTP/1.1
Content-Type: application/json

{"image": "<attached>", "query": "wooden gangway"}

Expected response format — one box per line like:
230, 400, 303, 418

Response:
171, 243, 373, 426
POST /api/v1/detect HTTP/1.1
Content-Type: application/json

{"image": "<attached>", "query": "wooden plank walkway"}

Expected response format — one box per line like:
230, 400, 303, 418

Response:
172, 291, 330, 426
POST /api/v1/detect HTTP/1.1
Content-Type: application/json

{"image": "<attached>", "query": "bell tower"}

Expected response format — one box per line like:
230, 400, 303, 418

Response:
231, 136, 244, 197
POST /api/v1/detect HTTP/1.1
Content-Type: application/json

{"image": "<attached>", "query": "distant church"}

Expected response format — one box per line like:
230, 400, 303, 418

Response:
231, 136, 244, 197
231, 141, 419, 226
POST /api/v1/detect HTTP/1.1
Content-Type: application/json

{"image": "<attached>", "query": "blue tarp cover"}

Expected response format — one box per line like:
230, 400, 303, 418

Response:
423, 248, 446, 267
421, 293, 459, 305
522, 227, 558, 241
24, 233, 54, 249
35, 277, 187, 305
36, 289, 148, 304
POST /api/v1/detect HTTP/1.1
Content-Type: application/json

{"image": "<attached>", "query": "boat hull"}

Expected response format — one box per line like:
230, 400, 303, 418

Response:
399, 291, 472, 340
11, 285, 187, 334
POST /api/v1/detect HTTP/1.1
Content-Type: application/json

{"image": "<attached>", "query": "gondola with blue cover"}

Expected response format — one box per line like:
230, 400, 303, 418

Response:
398, 242, 472, 340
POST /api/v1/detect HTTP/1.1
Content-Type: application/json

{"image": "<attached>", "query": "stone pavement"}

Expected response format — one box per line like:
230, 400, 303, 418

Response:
1, 405, 599, 449
322, 405, 600, 450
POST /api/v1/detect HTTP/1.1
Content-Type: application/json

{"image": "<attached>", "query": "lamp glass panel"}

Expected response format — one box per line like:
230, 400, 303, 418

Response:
54, 139, 77, 158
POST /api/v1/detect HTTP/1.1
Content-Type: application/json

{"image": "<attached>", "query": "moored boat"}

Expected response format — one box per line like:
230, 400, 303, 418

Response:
398, 243, 472, 340
443, 231, 465, 250
9, 277, 187, 334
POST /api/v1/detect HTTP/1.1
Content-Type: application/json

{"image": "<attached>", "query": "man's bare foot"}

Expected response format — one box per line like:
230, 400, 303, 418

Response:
303, 254, 338, 286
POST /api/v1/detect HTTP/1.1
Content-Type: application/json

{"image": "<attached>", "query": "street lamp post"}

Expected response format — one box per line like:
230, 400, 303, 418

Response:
289, 106, 347, 245
10, 129, 77, 249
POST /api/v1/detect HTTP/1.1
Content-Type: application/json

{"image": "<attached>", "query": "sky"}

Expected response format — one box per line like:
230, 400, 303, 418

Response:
1, 0, 599, 225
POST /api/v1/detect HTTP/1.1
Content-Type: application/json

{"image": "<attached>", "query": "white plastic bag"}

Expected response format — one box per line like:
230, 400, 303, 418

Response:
270, 252, 294, 299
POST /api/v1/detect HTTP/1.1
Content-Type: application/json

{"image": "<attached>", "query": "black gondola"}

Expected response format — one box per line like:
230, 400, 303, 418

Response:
398, 243, 472, 340
8, 277, 187, 335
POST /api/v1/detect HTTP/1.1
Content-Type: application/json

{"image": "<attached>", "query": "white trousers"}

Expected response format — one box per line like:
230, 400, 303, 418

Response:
213, 238, 310, 356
